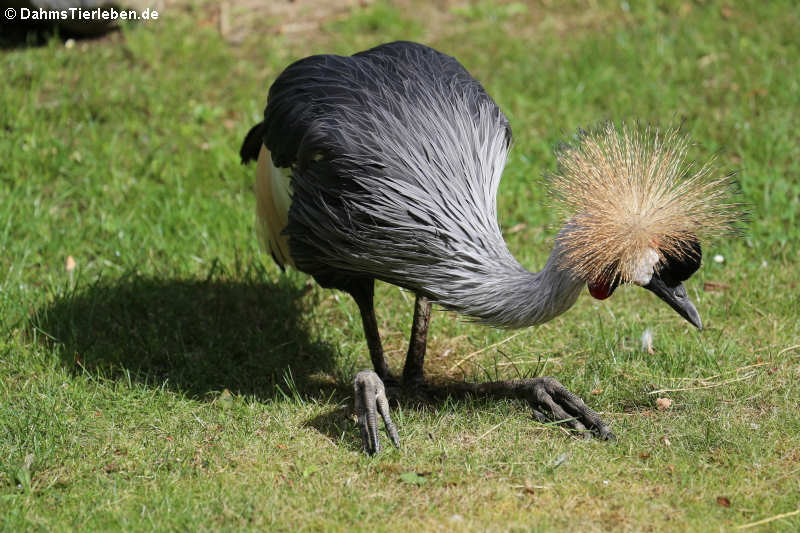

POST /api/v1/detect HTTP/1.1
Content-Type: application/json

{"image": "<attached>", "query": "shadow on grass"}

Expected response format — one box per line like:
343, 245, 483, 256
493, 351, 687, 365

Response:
305, 406, 363, 452
31, 267, 346, 403
29, 267, 556, 452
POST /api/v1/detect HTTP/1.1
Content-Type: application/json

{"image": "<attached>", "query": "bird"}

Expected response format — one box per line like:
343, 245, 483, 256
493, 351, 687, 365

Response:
240, 41, 738, 454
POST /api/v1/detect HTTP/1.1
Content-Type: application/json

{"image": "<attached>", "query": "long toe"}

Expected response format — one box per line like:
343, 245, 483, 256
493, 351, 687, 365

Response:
353, 370, 401, 454
526, 377, 615, 440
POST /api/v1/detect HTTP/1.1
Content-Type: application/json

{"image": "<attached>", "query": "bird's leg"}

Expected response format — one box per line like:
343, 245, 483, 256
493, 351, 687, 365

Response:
352, 293, 431, 454
349, 279, 400, 454
401, 294, 432, 387
450, 377, 614, 440
349, 279, 393, 382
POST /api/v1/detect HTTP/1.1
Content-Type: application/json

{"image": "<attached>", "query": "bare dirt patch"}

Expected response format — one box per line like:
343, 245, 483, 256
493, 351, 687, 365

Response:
164, 0, 376, 43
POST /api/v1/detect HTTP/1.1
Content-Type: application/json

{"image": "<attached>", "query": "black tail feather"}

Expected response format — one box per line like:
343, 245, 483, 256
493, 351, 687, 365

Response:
240, 122, 264, 164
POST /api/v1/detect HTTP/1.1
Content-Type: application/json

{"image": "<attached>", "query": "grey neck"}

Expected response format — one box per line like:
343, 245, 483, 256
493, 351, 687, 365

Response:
477, 243, 585, 329
417, 230, 585, 329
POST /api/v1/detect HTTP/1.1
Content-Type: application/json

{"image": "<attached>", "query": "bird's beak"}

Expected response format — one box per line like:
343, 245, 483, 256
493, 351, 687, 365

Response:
643, 274, 702, 329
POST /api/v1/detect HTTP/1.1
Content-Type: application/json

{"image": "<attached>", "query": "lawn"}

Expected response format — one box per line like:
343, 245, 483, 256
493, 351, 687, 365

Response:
1, 0, 798, 531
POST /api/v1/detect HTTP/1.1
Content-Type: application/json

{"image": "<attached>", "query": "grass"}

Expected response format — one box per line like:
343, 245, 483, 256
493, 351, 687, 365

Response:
1, 0, 799, 530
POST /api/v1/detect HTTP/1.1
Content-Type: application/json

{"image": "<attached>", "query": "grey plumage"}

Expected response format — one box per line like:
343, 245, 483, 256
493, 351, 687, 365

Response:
241, 41, 732, 450
244, 41, 581, 328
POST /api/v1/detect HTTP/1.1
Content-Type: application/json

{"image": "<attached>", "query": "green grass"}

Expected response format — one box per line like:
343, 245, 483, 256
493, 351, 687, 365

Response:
2, 0, 799, 530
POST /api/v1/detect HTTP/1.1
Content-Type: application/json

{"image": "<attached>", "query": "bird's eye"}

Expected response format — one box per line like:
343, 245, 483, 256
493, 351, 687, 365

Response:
659, 237, 702, 287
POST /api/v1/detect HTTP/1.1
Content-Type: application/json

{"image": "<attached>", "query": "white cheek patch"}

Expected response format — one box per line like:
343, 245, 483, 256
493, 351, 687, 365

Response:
632, 248, 660, 286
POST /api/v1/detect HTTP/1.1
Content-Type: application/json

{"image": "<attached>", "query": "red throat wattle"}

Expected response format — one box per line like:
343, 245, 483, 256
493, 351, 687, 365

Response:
588, 279, 616, 300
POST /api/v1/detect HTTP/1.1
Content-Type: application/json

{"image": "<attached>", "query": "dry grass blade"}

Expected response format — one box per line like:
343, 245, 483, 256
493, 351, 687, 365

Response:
468, 420, 508, 443
647, 371, 758, 394
776, 344, 800, 357
735, 508, 800, 529
447, 331, 526, 373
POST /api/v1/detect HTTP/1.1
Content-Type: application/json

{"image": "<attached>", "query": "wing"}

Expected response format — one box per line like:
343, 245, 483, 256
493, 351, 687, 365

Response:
240, 121, 264, 164
245, 41, 518, 311
261, 41, 511, 169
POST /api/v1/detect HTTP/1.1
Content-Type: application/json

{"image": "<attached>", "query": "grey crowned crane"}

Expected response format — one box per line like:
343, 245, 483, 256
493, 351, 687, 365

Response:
240, 41, 737, 454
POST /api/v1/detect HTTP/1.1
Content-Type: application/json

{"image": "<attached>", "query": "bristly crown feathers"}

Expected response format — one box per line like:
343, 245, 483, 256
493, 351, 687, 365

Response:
550, 122, 740, 284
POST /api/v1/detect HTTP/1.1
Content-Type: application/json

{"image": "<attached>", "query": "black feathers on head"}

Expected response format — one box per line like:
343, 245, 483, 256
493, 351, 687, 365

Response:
658, 237, 702, 287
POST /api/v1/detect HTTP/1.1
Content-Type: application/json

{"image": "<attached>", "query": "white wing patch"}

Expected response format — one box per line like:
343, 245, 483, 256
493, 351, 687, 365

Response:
255, 145, 294, 268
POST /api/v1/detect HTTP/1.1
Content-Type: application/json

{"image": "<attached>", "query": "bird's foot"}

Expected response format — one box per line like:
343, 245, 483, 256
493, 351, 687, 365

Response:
519, 376, 614, 440
353, 370, 400, 455
459, 376, 614, 440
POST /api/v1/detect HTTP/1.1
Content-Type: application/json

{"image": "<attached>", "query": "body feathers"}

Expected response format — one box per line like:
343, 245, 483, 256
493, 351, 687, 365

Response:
245, 41, 579, 327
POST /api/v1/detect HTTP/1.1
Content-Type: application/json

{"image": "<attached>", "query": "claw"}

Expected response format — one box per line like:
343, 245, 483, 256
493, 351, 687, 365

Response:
354, 370, 400, 455
524, 377, 615, 440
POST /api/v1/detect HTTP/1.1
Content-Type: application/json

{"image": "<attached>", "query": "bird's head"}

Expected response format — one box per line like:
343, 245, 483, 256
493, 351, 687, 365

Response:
585, 237, 703, 328
550, 123, 740, 329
